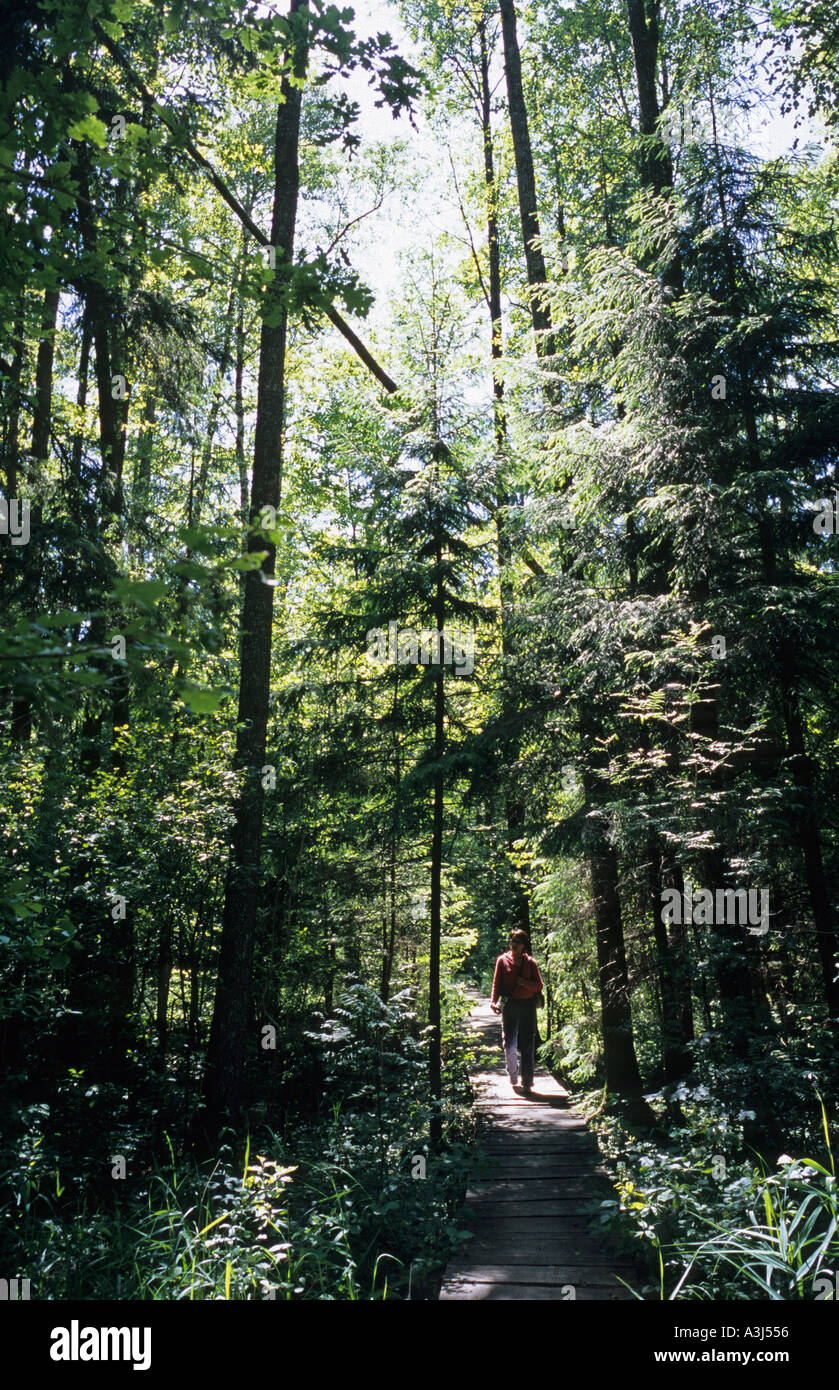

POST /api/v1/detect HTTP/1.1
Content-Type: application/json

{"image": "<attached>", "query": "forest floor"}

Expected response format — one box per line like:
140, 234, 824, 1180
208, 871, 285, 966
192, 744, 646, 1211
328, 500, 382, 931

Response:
438, 996, 644, 1300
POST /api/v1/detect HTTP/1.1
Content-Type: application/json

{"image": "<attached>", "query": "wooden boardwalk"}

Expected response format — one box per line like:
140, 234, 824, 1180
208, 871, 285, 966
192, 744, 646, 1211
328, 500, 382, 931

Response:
439, 996, 642, 1301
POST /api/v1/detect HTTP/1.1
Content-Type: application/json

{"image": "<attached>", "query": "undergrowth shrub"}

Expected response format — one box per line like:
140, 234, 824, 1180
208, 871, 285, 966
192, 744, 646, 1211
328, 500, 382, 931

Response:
0, 976, 475, 1299
588, 1089, 839, 1299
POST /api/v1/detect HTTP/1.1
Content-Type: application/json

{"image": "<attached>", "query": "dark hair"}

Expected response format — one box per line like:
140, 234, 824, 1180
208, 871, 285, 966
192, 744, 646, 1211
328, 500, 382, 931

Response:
510, 929, 530, 947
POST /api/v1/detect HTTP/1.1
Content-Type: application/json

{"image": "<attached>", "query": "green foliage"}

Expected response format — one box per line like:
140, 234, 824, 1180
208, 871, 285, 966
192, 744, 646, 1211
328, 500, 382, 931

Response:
0, 980, 473, 1299
588, 1090, 839, 1299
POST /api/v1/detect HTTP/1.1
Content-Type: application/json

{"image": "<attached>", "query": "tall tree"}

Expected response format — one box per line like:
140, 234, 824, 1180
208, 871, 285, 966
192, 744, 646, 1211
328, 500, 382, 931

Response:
497, 0, 557, 363
201, 0, 309, 1127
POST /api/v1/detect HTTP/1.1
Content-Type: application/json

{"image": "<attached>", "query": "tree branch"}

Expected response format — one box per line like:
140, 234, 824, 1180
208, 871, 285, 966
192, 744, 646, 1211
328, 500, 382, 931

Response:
522, 549, 546, 577
92, 21, 400, 394
323, 306, 398, 393
482, 494, 547, 577
322, 193, 384, 258
448, 151, 491, 313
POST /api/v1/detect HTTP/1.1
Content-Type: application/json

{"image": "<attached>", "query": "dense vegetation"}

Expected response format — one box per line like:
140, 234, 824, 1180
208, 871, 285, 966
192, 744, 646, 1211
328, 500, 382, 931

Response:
3, 0, 839, 1300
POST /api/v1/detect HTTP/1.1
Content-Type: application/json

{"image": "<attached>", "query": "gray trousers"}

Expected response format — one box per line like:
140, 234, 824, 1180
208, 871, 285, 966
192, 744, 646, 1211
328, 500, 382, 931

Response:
501, 997, 537, 1085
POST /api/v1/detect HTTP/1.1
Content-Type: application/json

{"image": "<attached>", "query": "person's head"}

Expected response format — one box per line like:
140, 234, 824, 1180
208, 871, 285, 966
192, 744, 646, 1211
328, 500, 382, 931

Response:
509, 929, 529, 960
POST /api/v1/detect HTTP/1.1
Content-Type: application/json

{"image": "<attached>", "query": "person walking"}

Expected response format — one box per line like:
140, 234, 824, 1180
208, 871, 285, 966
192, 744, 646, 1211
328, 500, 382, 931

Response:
490, 930, 544, 1094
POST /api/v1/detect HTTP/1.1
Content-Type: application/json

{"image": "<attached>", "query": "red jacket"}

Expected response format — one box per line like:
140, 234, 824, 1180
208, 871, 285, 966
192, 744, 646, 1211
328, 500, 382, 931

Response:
491, 951, 543, 1005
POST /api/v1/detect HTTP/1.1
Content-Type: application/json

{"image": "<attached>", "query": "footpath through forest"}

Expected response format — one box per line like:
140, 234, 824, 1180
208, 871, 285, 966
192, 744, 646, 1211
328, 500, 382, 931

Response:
438, 996, 642, 1301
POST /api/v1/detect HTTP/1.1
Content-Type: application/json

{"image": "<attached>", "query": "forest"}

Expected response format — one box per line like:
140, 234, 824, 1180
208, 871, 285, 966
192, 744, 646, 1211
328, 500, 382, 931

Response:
2, 0, 839, 1313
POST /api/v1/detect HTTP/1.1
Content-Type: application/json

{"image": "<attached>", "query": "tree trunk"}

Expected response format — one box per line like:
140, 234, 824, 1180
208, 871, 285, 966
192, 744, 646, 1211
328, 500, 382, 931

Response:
497, 0, 556, 361
9, 285, 60, 744
649, 841, 693, 1081
580, 705, 649, 1110
156, 915, 173, 1058
76, 152, 127, 515
588, 838, 647, 1106
30, 285, 60, 463
380, 723, 401, 1003
429, 511, 445, 1145
234, 275, 249, 526
70, 300, 92, 492
133, 396, 156, 519
625, 0, 682, 290
781, 669, 839, 1021
625, 0, 672, 194
90, 288, 126, 513
201, 4, 307, 1130
478, 16, 505, 450
3, 291, 25, 497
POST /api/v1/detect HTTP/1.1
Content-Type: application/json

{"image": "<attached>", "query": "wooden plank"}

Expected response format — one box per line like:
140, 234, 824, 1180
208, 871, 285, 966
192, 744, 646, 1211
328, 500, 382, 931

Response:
477, 1133, 592, 1144
469, 1189, 605, 1200
477, 1130, 597, 1141
460, 1240, 624, 1263
465, 1200, 604, 1218
471, 1159, 605, 1170
474, 1099, 581, 1111
476, 1140, 597, 1153
477, 1119, 587, 1132
475, 1102, 583, 1112
476, 1131, 596, 1146
474, 1090, 576, 1100
440, 1282, 636, 1301
472, 1161, 605, 1174
476, 1120, 585, 1131
476, 1126, 596, 1138
476, 1150, 603, 1162
477, 1136, 600, 1148
476, 1090, 570, 1099
461, 1223, 594, 1245
468, 1196, 608, 1209
474, 1147, 603, 1161
475, 1094, 579, 1105
467, 1179, 607, 1200
476, 1122, 591, 1134
470, 1184, 607, 1196
472, 1158, 604, 1169
472, 1163, 606, 1178
463, 1214, 597, 1232
467, 1183, 605, 1201
441, 1263, 638, 1283
474, 1107, 589, 1120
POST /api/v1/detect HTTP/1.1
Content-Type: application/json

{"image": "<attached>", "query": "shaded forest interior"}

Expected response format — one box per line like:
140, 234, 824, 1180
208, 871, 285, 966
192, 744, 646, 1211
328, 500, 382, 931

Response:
3, 0, 839, 1300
